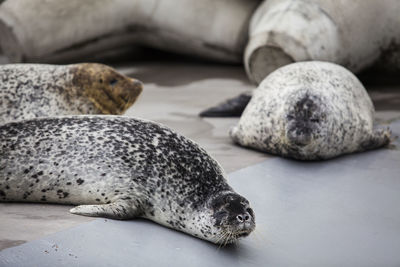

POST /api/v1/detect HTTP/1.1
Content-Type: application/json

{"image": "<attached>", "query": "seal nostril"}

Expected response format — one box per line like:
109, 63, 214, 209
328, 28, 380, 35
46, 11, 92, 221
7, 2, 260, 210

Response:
236, 215, 244, 222
244, 214, 250, 221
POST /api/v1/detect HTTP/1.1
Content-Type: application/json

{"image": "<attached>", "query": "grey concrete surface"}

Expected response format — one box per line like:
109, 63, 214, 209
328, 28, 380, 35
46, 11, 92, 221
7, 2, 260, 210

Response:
1, 147, 400, 267
0, 61, 399, 256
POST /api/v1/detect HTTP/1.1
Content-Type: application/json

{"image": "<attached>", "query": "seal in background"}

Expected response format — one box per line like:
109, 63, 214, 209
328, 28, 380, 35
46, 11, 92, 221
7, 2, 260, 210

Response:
230, 61, 391, 160
0, 63, 143, 124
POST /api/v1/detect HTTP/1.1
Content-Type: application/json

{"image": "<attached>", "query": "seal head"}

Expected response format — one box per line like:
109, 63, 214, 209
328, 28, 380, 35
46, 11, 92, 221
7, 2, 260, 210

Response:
71, 63, 143, 114
209, 192, 255, 243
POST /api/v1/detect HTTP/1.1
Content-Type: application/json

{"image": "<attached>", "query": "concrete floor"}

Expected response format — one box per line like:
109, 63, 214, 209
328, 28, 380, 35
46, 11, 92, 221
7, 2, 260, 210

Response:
0, 60, 399, 254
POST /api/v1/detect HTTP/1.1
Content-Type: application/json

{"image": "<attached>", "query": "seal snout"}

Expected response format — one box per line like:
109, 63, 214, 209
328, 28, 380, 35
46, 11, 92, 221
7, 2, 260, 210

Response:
119, 78, 143, 103
234, 210, 254, 235
232, 208, 255, 232
236, 212, 251, 223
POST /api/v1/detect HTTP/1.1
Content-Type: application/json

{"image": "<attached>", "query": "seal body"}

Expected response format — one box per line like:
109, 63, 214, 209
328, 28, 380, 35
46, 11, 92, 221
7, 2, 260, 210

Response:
0, 116, 255, 244
0, 63, 142, 124
230, 61, 391, 160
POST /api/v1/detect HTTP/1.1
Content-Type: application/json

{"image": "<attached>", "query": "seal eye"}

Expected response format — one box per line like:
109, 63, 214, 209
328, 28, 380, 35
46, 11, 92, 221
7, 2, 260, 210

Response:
109, 79, 118, 86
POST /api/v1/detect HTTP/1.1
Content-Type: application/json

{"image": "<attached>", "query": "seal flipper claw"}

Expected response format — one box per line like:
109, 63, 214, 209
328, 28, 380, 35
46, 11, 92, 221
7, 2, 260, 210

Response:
199, 93, 252, 117
70, 200, 139, 220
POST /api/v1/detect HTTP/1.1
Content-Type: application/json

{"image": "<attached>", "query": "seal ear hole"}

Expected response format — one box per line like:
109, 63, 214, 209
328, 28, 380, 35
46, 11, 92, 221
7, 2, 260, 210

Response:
109, 79, 118, 86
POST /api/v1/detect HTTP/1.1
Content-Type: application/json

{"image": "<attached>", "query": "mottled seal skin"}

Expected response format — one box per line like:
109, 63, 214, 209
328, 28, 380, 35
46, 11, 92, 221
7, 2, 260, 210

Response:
0, 116, 255, 245
0, 63, 143, 124
230, 61, 391, 160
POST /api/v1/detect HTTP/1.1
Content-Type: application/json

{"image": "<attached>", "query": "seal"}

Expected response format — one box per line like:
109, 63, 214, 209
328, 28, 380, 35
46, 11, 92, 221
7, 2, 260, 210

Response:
0, 115, 255, 245
230, 61, 391, 160
0, 63, 143, 124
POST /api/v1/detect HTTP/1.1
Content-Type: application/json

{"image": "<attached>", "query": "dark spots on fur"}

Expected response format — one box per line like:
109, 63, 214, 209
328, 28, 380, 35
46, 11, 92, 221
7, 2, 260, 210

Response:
286, 94, 323, 147
24, 169, 30, 174
96, 199, 100, 202
23, 192, 30, 199
66, 182, 71, 185
76, 179, 84, 185
5, 185, 10, 190
0, 190, 5, 197
101, 173, 106, 176
56, 189, 69, 199
41, 189, 47, 192
41, 196, 47, 201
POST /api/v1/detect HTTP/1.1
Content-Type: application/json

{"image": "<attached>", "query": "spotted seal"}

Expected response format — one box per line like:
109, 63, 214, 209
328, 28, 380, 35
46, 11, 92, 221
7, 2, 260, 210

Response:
230, 61, 391, 160
0, 63, 143, 124
0, 115, 255, 244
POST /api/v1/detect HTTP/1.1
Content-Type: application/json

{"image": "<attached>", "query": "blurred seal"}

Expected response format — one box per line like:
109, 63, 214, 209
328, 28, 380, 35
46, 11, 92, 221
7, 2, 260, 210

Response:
0, 63, 143, 124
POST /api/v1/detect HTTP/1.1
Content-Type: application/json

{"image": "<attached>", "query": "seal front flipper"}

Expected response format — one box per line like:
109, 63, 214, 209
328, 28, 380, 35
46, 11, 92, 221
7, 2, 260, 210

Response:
199, 92, 252, 117
70, 200, 140, 220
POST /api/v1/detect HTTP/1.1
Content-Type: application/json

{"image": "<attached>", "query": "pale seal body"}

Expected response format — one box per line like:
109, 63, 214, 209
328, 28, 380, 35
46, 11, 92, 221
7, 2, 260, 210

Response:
0, 63, 142, 124
0, 116, 255, 244
230, 61, 391, 160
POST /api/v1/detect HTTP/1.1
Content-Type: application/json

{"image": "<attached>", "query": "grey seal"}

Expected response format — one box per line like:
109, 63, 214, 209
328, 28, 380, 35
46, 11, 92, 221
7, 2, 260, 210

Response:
0, 115, 255, 245
230, 61, 391, 160
0, 63, 143, 124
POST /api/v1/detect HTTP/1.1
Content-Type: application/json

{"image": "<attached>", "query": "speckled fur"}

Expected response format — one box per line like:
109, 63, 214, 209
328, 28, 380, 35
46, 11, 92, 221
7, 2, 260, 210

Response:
230, 61, 391, 160
0, 63, 142, 124
0, 116, 255, 244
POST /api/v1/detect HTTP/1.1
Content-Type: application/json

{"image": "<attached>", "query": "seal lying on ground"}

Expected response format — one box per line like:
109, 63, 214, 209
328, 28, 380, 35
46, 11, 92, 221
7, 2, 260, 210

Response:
0, 116, 255, 245
230, 61, 391, 160
0, 63, 143, 124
